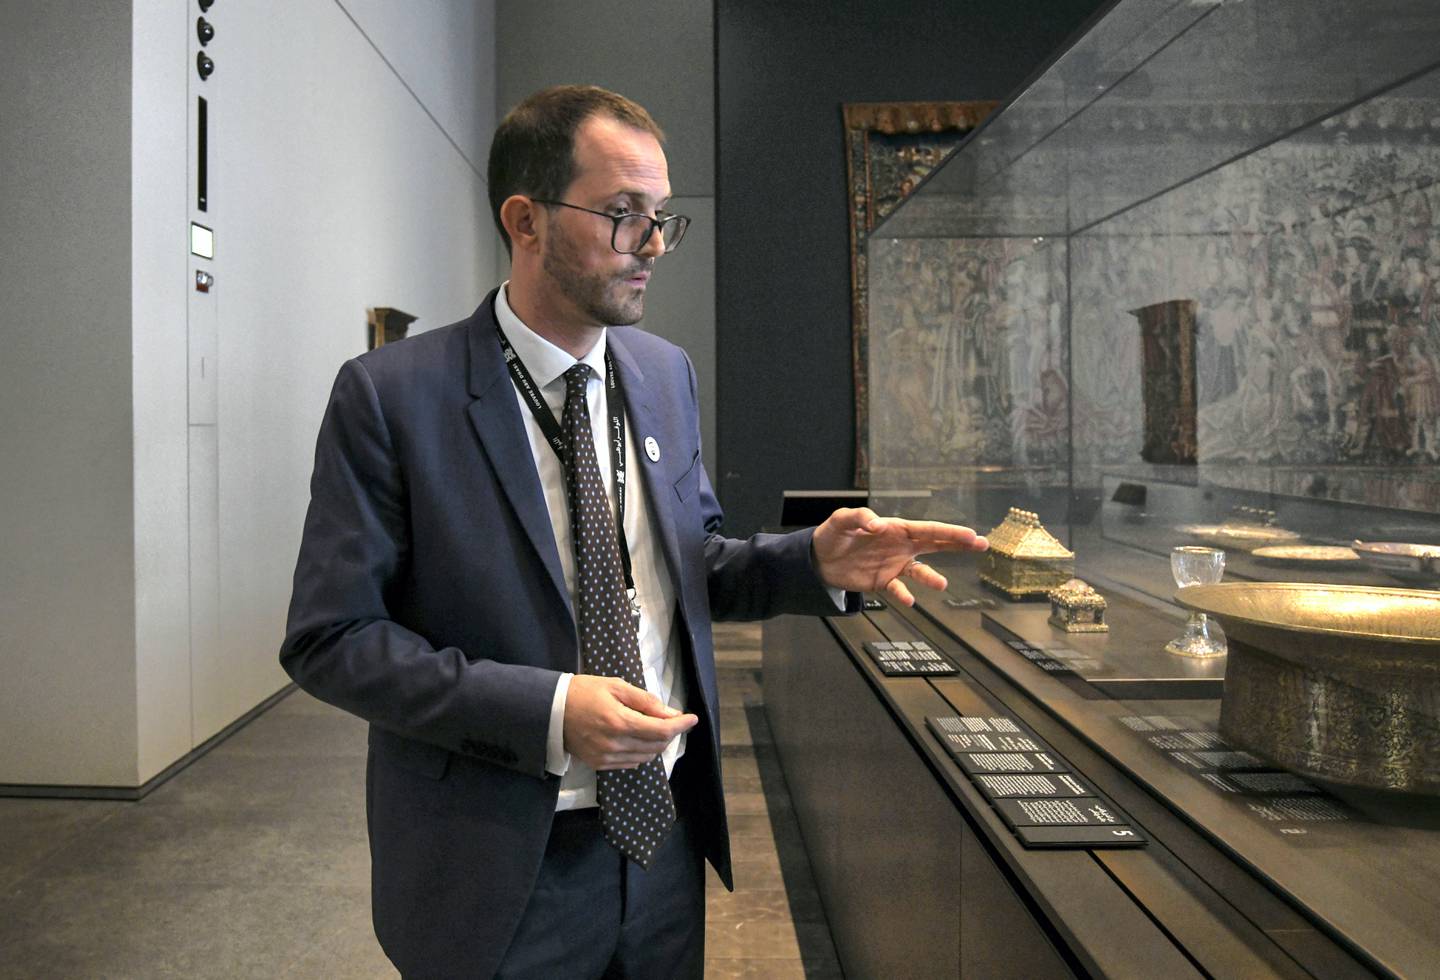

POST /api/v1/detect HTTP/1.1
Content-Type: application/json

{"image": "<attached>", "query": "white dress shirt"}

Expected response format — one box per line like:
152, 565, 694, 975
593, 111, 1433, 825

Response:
495, 284, 686, 812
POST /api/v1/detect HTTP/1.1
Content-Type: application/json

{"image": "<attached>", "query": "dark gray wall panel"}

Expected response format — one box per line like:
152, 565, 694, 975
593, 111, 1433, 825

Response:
714, 0, 1107, 534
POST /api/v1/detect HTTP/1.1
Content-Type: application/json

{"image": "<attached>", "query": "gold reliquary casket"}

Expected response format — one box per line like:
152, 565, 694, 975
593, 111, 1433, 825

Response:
980, 508, 1075, 601
1048, 579, 1109, 633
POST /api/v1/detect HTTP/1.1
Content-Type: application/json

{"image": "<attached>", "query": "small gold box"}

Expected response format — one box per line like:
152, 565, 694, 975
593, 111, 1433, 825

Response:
980, 508, 1075, 601
1048, 579, 1109, 633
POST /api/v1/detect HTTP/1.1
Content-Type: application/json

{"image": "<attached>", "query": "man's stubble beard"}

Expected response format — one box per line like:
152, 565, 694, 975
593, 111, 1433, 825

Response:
542, 225, 652, 327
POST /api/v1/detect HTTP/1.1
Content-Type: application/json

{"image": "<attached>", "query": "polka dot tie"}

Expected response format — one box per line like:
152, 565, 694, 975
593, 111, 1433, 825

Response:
562, 364, 676, 869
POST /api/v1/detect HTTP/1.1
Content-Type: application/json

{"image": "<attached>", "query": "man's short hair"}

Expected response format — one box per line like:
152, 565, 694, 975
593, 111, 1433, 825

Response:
488, 85, 665, 254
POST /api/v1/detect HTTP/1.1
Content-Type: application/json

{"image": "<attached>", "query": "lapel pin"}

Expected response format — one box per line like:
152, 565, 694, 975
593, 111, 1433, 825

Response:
644, 436, 661, 462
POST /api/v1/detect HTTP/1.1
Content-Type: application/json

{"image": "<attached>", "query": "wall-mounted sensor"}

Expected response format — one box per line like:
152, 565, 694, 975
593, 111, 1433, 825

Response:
190, 222, 215, 259
196, 51, 214, 80
197, 17, 214, 45
195, 270, 215, 293
199, 0, 215, 10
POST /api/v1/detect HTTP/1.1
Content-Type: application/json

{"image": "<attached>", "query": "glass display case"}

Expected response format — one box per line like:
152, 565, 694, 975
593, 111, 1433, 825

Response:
862, 0, 1440, 974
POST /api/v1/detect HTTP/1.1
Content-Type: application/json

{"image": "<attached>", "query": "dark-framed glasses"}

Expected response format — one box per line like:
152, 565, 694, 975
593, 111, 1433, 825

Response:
532, 199, 690, 254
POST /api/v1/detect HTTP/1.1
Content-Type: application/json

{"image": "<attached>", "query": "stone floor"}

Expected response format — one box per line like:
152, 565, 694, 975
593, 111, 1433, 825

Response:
0, 622, 842, 978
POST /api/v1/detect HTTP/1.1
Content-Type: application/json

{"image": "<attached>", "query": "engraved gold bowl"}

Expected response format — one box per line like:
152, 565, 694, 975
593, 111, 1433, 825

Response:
1175, 583, 1440, 795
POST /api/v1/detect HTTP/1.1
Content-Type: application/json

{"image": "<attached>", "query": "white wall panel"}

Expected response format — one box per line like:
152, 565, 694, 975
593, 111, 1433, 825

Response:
187, 424, 223, 744
202, 0, 496, 742
132, 0, 194, 784
3, 0, 497, 788
338, 0, 497, 171
0, 1, 139, 786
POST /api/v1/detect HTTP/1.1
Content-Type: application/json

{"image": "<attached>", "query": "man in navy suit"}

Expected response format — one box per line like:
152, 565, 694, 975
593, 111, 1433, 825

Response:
281, 85, 986, 978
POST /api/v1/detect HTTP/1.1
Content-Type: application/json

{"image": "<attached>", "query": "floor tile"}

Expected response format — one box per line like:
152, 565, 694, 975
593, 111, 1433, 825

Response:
33, 798, 372, 889
0, 876, 369, 980
702, 957, 808, 978
722, 772, 766, 795
0, 798, 123, 891
214, 708, 369, 760
709, 885, 828, 925
724, 789, 783, 817
706, 915, 801, 960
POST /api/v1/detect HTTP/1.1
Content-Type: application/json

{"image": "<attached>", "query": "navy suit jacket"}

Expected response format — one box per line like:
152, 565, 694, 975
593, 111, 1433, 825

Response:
280, 291, 852, 978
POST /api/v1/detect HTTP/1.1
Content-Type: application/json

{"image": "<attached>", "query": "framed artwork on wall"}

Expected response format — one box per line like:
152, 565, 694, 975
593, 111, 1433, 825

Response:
845, 100, 997, 487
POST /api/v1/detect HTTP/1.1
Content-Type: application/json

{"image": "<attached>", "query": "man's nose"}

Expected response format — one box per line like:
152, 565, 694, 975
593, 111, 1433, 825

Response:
638, 222, 666, 259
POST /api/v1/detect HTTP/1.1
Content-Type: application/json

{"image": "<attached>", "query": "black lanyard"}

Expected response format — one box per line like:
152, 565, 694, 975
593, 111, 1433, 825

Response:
495, 325, 637, 605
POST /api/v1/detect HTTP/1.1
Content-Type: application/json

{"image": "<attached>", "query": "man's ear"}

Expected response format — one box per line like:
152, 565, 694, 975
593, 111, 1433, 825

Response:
500, 196, 542, 255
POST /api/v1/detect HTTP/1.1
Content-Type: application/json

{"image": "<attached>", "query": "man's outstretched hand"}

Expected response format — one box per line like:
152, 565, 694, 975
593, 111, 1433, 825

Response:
811, 507, 989, 607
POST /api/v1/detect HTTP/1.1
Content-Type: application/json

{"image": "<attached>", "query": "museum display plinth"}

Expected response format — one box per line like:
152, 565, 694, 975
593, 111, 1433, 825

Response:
771, 0, 1440, 973
765, 572, 1440, 977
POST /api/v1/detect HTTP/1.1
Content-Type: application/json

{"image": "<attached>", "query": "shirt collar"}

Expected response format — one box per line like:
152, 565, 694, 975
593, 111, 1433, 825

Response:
496, 281, 608, 388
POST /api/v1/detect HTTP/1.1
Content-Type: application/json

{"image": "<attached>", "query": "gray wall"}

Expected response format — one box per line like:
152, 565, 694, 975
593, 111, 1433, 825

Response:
496, 0, 717, 482
3, 0, 498, 787
0, 2, 138, 785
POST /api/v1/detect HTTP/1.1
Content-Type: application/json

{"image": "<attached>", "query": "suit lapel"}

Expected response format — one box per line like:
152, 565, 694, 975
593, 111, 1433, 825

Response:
608, 335, 686, 604
610, 333, 720, 722
465, 294, 572, 619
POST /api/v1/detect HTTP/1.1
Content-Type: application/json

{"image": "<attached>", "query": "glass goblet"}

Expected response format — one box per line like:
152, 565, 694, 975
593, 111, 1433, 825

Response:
1166, 546, 1227, 658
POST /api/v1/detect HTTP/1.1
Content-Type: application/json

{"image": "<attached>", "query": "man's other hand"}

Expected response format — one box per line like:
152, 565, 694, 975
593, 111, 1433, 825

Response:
563, 675, 699, 771
811, 507, 989, 607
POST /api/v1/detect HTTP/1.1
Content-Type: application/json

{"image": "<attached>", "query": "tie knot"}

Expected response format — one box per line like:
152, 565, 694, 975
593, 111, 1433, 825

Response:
565, 363, 592, 393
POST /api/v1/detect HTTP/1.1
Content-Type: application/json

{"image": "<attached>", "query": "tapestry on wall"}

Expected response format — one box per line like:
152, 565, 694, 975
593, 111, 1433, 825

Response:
845, 100, 997, 487
1067, 91, 1440, 511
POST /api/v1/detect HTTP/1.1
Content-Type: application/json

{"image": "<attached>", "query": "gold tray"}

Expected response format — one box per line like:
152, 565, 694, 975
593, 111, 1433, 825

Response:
1175, 583, 1440, 795
1176, 523, 1301, 552
1351, 541, 1440, 588
1251, 544, 1360, 567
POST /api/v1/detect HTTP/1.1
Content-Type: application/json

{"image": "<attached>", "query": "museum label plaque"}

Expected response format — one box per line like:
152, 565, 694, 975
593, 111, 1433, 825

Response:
926, 715, 1147, 848
1016, 826, 1147, 847
863, 640, 957, 676
994, 796, 1125, 827
973, 773, 1092, 798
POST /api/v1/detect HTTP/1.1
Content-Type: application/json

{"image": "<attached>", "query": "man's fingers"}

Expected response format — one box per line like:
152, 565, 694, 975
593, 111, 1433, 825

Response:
894, 520, 987, 548
563, 676, 699, 771
825, 506, 880, 532
885, 577, 916, 607
590, 710, 699, 769
852, 515, 990, 553
903, 560, 949, 592
622, 708, 700, 743
610, 680, 681, 718
923, 533, 988, 553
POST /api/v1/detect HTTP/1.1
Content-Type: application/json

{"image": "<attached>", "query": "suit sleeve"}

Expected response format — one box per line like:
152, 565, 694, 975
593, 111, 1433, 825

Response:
279, 358, 557, 778
672, 351, 862, 621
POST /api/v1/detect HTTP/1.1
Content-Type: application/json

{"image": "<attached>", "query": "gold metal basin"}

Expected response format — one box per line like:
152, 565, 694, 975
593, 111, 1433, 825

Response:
1175, 583, 1440, 794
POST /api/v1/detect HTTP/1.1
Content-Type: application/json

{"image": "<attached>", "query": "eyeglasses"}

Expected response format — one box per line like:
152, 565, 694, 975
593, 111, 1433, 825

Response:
532, 199, 690, 254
